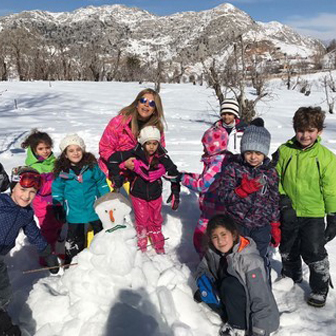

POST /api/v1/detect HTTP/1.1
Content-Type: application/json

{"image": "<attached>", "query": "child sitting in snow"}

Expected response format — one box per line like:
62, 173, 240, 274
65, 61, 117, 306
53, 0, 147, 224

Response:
52, 134, 110, 264
195, 214, 279, 336
275, 107, 336, 307
107, 126, 180, 253
0, 166, 59, 336
180, 126, 231, 256
21, 129, 64, 259
0, 163, 9, 192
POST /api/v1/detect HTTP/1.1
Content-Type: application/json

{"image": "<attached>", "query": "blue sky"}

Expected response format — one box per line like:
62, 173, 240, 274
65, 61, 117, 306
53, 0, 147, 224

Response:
0, 1, 335, 41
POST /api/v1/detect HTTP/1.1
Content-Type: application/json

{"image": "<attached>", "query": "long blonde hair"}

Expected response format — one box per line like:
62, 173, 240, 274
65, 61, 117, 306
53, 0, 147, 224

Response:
120, 88, 166, 137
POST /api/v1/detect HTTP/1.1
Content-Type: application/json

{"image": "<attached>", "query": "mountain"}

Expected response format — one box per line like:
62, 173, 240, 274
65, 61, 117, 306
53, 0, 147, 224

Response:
0, 3, 325, 80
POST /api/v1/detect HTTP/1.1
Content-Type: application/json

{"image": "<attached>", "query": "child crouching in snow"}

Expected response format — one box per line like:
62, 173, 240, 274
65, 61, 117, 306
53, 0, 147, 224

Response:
0, 166, 59, 336
195, 215, 279, 336
107, 126, 180, 254
52, 134, 110, 264
180, 126, 231, 257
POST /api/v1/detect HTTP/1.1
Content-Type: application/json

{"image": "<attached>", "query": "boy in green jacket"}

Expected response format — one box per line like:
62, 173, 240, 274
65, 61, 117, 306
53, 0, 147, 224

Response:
276, 106, 336, 308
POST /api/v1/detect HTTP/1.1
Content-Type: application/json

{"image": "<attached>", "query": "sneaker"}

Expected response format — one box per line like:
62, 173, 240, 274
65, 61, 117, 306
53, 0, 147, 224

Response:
307, 291, 327, 308
219, 323, 246, 336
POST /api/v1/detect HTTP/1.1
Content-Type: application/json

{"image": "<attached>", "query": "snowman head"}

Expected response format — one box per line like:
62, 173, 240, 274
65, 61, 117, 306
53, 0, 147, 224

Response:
94, 192, 132, 230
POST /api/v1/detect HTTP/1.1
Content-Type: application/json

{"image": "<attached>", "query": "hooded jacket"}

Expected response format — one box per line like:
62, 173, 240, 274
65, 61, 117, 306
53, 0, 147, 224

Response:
99, 114, 166, 175
0, 194, 47, 256
219, 156, 280, 228
195, 236, 279, 336
52, 164, 109, 223
108, 143, 178, 201
0, 163, 9, 192
276, 136, 336, 217
25, 146, 57, 219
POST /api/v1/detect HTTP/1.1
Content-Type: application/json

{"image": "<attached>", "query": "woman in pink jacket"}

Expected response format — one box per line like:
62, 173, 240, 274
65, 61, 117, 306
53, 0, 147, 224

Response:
99, 88, 166, 181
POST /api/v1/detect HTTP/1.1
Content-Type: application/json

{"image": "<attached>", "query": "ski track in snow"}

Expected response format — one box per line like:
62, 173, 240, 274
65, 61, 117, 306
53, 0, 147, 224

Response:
0, 78, 336, 335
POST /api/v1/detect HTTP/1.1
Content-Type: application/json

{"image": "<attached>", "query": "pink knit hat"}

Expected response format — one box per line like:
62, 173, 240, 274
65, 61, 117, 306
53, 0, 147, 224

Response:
201, 127, 228, 156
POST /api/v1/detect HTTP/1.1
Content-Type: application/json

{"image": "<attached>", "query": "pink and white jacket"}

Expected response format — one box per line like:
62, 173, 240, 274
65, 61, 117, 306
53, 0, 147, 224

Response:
99, 114, 165, 175
181, 153, 230, 219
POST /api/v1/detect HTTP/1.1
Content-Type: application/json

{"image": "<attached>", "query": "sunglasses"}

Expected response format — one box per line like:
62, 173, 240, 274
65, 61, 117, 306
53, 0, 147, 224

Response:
139, 97, 156, 108
12, 171, 42, 190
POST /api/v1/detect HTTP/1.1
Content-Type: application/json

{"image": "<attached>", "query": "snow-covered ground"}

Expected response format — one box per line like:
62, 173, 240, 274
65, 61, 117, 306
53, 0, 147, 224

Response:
0, 77, 336, 336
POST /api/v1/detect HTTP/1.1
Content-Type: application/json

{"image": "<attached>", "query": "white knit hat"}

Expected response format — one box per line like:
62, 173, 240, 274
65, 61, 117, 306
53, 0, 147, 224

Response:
220, 99, 240, 118
138, 126, 160, 145
59, 133, 86, 152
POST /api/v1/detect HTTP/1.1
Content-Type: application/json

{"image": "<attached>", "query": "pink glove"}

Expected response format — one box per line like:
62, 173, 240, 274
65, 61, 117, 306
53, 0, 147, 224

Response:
148, 164, 166, 182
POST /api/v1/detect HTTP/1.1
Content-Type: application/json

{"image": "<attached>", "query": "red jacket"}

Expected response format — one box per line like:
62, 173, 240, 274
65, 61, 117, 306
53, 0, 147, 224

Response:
98, 114, 165, 175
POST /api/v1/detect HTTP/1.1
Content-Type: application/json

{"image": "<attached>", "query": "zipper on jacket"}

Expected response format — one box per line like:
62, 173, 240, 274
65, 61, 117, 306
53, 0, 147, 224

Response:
316, 158, 323, 194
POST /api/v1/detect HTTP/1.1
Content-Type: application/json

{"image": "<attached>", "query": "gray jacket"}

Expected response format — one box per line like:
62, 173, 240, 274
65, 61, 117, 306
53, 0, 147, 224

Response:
195, 237, 279, 336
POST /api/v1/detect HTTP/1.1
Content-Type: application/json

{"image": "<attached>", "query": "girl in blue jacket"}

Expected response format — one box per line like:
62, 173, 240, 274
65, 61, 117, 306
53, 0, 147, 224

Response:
52, 134, 109, 264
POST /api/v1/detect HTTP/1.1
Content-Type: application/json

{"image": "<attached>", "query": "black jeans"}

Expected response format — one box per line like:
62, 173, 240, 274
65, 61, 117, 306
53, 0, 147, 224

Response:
280, 216, 330, 293
65, 220, 103, 264
219, 275, 247, 330
0, 257, 11, 309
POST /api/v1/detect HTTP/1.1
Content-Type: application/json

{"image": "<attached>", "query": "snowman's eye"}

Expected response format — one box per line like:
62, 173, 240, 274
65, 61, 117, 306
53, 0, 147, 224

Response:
105, 210, 108, 213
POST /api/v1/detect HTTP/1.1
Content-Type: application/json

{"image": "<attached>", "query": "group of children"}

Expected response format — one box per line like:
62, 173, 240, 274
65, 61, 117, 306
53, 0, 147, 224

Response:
0, 89, 335, 336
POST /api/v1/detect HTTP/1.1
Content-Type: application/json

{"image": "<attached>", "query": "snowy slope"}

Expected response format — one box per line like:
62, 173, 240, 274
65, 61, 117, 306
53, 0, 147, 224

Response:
0, 78, 336, 336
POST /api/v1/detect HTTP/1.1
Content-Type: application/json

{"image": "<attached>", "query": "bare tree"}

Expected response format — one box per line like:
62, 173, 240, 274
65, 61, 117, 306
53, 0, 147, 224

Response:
320, 72, 336, 113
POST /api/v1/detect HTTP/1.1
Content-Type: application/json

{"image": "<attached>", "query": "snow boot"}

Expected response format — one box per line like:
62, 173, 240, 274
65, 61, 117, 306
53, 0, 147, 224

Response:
219, 323, 246, 336
0, 309, 21, 336
307, 290, 328, 308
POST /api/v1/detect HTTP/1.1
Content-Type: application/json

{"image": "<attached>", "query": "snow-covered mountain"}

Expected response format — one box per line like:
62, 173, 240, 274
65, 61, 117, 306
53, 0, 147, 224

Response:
0, 2, 324, 64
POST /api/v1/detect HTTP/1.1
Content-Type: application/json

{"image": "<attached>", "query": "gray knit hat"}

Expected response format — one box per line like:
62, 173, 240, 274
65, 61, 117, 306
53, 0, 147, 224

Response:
240, 125, 271, 156
59, 133, 86, 152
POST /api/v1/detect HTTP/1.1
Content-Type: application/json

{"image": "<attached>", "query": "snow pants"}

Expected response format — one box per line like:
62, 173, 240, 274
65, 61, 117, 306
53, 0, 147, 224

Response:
131, 195, 164, 253
65, 220, 103, 264
238, 224, 271, 279
0, 256, 11, 309
219, 275, 247, 330
280, 217, 330, 293
194, 217, 209, 258
37, 204, 64, 249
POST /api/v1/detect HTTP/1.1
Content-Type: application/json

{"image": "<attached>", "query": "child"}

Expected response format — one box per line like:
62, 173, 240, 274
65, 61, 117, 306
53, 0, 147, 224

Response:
21, 129, 64, 254
195, 215, 279, 336
108, 126, 180, 253
180, 126, 230, 256
52, 134, 110, 264
0, 166, 59, 335
276, 106, 336, 307
206, 98, 247, 154
0, 163, 9, 192
218, 122, 280, 273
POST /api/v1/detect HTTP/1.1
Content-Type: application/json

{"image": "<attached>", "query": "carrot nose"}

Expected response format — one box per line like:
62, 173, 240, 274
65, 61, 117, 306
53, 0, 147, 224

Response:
109, 209, 115, 223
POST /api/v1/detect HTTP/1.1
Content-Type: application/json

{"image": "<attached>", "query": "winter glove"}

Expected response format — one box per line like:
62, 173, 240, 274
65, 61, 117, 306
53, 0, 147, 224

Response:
111, 174, 124, 190
279, 195, 297, 224
235, 174, 263, 198
0, 310, 21, 336
325, 213, 336, 243
196, 274, 220, 306
39, 244, 60, 274
270, 222, 281, 247
53, 204, 66, 223
148, 164, 166, 182
166, 182, 180, 210
0, 163, 10, 192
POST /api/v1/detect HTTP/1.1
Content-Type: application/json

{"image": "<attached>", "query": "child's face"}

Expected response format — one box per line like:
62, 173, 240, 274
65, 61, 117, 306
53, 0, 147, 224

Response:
144, 140, 159, 156
244, 151, 265, 167
35, 141, 52, 160
11, 184, 37, 207
65, 145, 83, 164
221, 112, 236, 125
295, 127, 322, 149
211, 227, 236, 253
